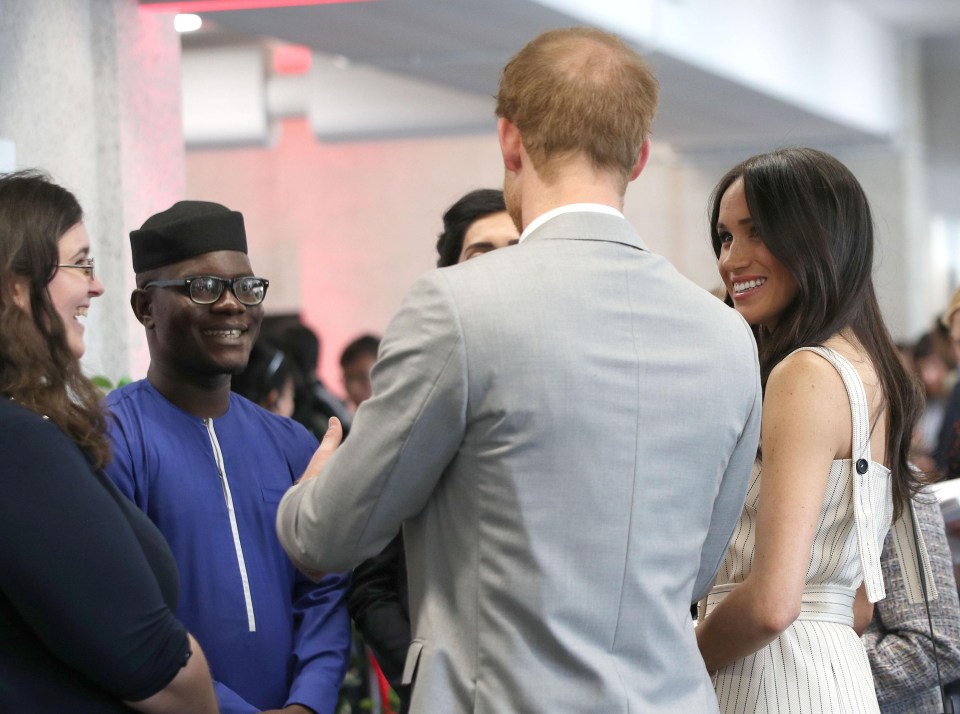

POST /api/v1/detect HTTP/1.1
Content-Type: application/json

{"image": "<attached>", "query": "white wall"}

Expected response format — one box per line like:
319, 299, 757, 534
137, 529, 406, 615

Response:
537, 0, 899, 136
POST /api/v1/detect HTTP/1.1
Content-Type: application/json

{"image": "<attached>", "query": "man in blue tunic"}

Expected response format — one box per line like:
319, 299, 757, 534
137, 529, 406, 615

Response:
105, 200, 351, 714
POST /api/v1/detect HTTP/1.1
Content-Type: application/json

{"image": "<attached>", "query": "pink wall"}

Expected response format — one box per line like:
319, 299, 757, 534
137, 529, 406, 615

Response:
187, 118, 507, 395
185, 120, 738, 393
187, 125, 925, 396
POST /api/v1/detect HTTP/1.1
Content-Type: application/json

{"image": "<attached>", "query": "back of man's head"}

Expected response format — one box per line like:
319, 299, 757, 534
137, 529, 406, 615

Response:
495, 27, 659, 188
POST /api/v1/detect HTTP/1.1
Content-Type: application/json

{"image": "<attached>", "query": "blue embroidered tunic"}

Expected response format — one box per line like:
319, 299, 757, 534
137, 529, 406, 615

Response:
105, 380, 351, 714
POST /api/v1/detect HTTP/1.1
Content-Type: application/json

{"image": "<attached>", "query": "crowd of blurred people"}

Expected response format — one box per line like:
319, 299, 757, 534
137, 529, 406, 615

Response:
3, 24, 960, 714
902, 317, 958, 476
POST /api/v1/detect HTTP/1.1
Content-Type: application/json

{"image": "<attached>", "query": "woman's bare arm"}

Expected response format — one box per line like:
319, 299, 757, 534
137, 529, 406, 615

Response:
698, 351, 849, 672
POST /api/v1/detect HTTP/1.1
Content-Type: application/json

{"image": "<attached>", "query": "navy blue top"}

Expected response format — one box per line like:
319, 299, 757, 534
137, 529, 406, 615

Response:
0, 398, 189, 711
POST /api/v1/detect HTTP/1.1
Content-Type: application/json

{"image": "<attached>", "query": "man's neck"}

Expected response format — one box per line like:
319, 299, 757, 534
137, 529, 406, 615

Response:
146, 364, 233, 419
520, 160, 625, 231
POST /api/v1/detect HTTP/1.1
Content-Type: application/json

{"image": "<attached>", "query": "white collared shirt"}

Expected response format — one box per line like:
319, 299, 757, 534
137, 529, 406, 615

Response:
518, 203, 624, 243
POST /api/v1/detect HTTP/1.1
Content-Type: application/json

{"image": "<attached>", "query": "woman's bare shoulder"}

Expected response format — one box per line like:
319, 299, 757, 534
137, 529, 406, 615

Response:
767, 347, 847, 396
763, 347, 852, 456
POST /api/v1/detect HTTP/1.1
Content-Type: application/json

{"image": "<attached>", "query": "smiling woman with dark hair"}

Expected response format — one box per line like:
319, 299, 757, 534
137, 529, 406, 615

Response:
696, 148, 929, 714
0, 170, 217, 713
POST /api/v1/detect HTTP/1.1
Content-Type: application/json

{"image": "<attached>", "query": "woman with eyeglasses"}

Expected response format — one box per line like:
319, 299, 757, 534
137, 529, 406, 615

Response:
0, 170, 218, 712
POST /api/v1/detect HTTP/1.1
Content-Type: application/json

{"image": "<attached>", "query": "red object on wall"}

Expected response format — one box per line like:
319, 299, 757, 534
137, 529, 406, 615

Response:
272, 44, 312, 75
139, 0, 377, 13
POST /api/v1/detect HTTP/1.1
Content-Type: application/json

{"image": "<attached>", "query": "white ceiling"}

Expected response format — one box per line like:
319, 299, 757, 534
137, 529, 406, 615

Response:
141, 0, 960, 153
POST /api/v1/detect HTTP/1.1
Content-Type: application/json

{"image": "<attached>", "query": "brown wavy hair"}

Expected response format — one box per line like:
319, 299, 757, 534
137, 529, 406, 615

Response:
709, 148, 926, 520
0, 170, 110, 469
495, 27, 659, 190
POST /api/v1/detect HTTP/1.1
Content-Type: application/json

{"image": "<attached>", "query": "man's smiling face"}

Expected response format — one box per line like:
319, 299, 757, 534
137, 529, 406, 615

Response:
141, 250, 263, 379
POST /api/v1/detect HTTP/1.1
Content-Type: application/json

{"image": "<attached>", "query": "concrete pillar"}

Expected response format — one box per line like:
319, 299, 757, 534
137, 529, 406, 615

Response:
0, 0, 184, 382
852, 37, 934, 343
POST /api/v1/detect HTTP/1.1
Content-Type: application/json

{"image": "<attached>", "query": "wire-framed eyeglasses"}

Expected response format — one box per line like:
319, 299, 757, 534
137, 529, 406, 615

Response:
144, 275, 269, 306
57, 258, 95, 281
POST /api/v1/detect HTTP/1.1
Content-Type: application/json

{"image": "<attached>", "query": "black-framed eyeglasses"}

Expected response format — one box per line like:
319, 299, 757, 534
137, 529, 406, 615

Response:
144, 275, 269, 306
57, 258, 95, 281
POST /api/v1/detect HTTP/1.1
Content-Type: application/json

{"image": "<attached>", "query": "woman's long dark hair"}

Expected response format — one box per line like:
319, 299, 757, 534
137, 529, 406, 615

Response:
709, 148, 925, 519
0, 170, 110, 469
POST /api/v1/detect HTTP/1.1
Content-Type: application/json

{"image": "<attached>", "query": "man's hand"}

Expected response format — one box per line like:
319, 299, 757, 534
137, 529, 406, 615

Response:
298, 417, 344, 485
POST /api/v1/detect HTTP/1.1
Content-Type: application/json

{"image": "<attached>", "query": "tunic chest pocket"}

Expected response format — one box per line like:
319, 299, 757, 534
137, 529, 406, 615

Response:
260, 486, 289, 504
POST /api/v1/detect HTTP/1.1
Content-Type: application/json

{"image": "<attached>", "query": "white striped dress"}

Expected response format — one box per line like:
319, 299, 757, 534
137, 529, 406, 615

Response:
701, 346, 896, 713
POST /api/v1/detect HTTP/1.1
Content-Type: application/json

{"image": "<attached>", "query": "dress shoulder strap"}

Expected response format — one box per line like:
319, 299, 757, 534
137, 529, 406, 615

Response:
793, 345, 888, 601
793, 345, 872, 462
890, 498, 939, 603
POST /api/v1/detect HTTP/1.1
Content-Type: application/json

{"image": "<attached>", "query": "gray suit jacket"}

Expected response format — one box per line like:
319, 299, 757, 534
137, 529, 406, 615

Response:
278, 211, 761, 713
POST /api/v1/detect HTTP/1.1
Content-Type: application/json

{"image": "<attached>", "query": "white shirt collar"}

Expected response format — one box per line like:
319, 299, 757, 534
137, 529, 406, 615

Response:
518, 203, 624, 243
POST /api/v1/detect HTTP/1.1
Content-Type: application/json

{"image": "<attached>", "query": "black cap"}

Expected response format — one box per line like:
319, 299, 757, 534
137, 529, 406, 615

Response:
130, 200, 247, 273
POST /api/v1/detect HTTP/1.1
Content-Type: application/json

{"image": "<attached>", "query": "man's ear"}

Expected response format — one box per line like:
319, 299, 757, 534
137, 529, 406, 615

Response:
628, 139, 651, 182
130, 288, 153, 328
497, 117, 523, 173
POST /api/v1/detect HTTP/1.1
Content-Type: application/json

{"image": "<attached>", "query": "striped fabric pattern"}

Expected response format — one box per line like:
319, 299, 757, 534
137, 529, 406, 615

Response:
706, 346, 894, 713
